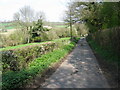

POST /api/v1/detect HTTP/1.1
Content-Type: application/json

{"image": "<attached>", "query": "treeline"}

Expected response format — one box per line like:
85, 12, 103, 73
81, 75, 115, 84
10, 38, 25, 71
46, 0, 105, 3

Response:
65, 1, 120, 64
65, 2, 120, 33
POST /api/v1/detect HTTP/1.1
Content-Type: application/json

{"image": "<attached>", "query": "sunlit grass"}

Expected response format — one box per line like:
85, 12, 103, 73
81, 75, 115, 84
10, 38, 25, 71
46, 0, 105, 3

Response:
0, 22, 15, 29
0, 37, 70, 51
55, 25, 67, 28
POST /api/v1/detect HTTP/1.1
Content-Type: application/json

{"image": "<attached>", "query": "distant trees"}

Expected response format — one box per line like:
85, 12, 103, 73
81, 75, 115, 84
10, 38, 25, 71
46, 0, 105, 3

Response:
13, 6, 46, 43
13, 6, 45, 30
13, 6, 34, 30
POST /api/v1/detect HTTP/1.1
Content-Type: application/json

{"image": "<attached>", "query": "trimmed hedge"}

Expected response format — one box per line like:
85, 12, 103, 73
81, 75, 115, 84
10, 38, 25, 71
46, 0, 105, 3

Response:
1, 38, 70, 72
2, 38, 79, 90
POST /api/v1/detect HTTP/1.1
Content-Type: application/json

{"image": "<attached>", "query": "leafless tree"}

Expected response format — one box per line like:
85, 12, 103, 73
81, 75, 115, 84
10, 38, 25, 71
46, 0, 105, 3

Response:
13, 6, 45, 30
35, 11, 46, 21
13, 6, 35, 30
13, 12, 20, 21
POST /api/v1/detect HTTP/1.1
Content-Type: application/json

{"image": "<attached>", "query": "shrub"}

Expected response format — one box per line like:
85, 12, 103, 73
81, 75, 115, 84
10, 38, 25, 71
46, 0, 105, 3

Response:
31, 36, 41, 42
9, 30, 30, 45
40, 32, 50, 41
74, 23, 88, 36
0, 30, 30, 47
44, 31, 59, 40
0, 34, 6, 48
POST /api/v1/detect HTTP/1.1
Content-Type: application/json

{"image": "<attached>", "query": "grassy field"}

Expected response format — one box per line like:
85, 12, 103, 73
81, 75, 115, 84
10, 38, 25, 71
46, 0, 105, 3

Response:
0, 37, 70, 51
54, 25, 67, 28
0, 22, 14, 29
0, 22, 67, 30
44, 22, 67, 28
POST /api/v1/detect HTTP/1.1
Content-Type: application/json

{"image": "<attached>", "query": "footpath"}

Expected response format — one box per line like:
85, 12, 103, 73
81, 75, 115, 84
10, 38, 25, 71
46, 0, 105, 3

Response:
40, 37, 110, 88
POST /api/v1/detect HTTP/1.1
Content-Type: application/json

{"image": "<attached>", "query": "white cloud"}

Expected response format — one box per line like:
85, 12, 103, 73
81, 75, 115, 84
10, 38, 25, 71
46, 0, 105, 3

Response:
0, 0, 68, 22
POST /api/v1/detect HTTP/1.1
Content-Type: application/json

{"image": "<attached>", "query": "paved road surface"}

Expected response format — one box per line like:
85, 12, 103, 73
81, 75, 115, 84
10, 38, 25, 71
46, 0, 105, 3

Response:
40, 37, 110, 88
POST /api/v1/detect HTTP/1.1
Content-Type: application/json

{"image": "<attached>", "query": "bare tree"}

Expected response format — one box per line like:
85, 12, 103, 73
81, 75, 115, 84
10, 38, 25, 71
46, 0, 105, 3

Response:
13, 6, 46, 30
20, 6, 35, 22
13, 6, 46, 43
13, 6, 35, 30
35, 11, 46, 21
13, 12, 20, 21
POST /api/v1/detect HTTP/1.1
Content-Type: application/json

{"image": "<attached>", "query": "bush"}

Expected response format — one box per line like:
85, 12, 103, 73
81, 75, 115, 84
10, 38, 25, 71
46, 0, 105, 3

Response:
74, 23, 88, 36
31, 27, 72, 42
31, 36, 41, 42
0, 34, 6, 48
0, 30, 30, 47
40, 32, 50, 41
44, 31, 59, 40
54, 28, 70, 38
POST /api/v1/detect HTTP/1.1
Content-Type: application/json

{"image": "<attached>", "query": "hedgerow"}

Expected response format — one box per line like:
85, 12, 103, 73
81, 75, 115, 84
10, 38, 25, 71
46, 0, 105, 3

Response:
87, 27, 120, 64
2, 38, 79, 90
1, 38, 70, 72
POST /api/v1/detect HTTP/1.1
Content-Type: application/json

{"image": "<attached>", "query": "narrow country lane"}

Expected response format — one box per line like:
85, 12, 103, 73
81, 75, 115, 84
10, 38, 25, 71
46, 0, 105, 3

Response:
39, 37, 110, 88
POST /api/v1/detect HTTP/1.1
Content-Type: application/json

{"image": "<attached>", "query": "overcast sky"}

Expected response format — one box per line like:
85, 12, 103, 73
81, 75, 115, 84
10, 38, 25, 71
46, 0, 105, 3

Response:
0, 0, 69, 22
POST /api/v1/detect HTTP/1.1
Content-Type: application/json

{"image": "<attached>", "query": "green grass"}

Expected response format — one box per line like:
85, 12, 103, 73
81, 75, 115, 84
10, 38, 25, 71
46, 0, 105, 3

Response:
55, 25, 67, 28
87, 38, 119, 65
0, 23, 9, 26
0, 22, 15, 29
5, 26, 14, 29
0, 37, 70, 51
2, 41, 75, 90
